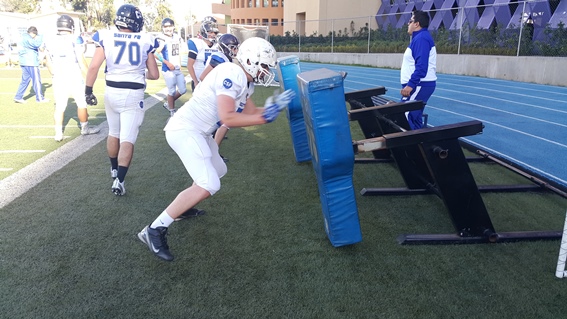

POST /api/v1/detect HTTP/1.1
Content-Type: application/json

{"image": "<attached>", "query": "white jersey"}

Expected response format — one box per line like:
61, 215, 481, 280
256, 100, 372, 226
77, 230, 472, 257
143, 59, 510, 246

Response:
187, 37, 218, 79
165, 62, 254, 134
157, 33, 182, 71
44, 33, 84, 74
92, 29, 158, 85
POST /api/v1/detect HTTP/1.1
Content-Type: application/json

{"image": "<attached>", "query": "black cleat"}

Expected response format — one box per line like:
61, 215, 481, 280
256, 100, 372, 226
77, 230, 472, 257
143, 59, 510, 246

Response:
138, 225, 174, 261
174, 208, 206, 221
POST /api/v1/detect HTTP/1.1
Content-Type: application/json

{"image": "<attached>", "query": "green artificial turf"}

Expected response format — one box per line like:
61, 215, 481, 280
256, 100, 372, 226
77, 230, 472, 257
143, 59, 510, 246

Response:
1, 68, 567, 318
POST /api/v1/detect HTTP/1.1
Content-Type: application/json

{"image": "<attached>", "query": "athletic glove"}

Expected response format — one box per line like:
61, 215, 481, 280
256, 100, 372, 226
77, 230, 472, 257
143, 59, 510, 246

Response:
262, 89, 296, 123
85, 86, 98, 106
274, 89, 295, 110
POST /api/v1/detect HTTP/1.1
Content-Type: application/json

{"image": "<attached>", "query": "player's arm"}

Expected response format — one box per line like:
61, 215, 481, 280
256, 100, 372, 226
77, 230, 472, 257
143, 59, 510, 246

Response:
240, 97, 263, 115
186, 40, 199, 86
154, 40, 174, 71
85, 46, 105, 87
74, 37, 89, 76
217, 95, 265, 127
146, 52, 160, 80
44, 49, 54, 76
199, 64, 214, 82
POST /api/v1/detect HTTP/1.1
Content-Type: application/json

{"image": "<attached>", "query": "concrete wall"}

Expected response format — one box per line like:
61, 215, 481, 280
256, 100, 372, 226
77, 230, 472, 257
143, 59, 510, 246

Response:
278, 52, 566, 87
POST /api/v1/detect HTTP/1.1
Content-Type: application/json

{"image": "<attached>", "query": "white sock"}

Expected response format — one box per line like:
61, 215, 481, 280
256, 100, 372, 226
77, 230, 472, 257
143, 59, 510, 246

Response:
150, 210, 174, 229
55, 125, 63, 134
80, 122, 87, 129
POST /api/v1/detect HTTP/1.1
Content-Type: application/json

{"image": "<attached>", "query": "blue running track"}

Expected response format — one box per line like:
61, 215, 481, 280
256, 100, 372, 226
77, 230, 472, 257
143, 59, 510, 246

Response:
298, 62, 567, 189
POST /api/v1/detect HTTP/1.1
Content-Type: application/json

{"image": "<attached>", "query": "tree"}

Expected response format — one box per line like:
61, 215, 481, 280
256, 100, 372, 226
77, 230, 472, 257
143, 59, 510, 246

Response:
138, 0, 173, 32
0, 0, 39, 13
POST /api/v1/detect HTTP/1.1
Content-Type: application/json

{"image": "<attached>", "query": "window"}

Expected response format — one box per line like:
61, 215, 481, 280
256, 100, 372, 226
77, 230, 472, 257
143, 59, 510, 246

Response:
263, 0, 268, 7
262, 19, 269, 26
272, 0, 278, 7
256, 0, 260, 7
271, 19, 279, 26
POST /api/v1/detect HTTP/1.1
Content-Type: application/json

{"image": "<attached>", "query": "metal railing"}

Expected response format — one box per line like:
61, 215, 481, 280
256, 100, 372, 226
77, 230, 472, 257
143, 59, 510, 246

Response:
269, 1, 566, 57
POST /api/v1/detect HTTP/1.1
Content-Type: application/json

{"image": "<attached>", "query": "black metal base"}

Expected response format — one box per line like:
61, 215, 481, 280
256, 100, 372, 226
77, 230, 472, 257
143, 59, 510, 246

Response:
398, 230, 562, 245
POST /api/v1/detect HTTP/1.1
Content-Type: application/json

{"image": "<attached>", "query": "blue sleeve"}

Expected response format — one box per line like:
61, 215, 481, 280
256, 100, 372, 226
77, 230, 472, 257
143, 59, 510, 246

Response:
210, 54, 226, 68
408, 34, 430, 87
187, 39, 197, 52
76, 36, 84, 45
92, 32, 103, 48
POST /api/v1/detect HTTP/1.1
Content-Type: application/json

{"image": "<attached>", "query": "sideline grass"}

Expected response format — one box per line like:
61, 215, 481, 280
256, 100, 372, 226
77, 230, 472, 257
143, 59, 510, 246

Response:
0, 66, 170, 180
1, 72, 567, 317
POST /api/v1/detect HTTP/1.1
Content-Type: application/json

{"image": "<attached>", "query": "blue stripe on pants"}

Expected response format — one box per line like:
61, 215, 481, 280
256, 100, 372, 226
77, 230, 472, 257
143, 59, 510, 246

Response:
400, 84, 435, 130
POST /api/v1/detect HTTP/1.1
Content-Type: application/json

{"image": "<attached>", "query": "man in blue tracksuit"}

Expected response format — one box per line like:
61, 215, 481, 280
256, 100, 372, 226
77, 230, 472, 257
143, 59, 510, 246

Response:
400, 10, 437, 130
14, 26, 48, 103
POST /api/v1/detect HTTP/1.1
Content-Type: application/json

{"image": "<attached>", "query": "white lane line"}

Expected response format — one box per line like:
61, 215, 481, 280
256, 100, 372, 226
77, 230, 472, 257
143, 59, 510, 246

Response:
427, 105, 567, 149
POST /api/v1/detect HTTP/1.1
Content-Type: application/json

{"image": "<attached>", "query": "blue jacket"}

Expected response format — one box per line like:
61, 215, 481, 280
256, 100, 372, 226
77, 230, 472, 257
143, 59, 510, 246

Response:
18, 33, 44, 67
400, 29, 437, 88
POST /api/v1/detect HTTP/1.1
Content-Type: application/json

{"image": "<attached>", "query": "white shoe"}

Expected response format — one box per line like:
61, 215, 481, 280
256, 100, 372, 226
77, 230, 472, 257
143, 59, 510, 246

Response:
81, 126, 100, 135
110, 168, 118, 179
111, 178, 126, 196
54, 132, 63, 142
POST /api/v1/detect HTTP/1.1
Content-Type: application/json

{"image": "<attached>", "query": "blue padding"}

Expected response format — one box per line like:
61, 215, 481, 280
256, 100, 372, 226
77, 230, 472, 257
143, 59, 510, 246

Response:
297, 68, 362, 247
276, 55, 311, 162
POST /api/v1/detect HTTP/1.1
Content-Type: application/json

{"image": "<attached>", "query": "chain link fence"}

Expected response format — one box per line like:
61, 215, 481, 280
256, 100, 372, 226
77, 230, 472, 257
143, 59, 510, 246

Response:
270, 0, 566, 57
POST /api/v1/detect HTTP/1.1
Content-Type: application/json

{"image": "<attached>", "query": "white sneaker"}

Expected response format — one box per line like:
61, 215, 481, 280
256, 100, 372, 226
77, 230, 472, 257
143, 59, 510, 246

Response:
110, 168, 118, 179
111, 178, 126, 196
54, 132, 63, 142
81, 126, 101, 135
163, 102, 170, 111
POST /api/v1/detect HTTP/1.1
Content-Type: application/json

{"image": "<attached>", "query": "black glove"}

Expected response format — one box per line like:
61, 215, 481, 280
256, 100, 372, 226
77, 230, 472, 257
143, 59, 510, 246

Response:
85, 86, 98, 106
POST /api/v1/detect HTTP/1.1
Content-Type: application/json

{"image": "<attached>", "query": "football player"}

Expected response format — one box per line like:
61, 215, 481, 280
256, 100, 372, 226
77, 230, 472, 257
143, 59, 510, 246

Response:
155, 18, 186, 116
137, 37, 295, 261
199, 33, 240, 158
186, 16, 219, 91
85, 4, 160, 196
44, 15, 100, 142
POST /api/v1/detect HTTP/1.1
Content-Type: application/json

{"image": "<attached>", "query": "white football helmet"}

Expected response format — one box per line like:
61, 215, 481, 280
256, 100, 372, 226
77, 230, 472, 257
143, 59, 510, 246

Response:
236, 37, 277, 87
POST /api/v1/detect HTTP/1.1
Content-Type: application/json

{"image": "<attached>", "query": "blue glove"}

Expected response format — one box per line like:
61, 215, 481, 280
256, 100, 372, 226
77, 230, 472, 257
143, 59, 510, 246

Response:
274, 89, 295, 110
262, 96, 280, 123
262, 89, 296, 123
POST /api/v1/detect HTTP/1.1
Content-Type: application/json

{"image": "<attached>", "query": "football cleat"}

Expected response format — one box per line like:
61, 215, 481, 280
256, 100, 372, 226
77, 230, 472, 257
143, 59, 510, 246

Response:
111, 178, 126, 196
81, 126, 100, 135
54, 131, 64, 142
174, 207, 206, 221
110, 168, 118, 179
138, 225, 174, 261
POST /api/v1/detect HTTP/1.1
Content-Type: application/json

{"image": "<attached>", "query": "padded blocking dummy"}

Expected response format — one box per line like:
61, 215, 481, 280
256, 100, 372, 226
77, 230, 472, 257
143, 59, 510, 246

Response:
297, 68, 362, 247
275, 55, 311, 162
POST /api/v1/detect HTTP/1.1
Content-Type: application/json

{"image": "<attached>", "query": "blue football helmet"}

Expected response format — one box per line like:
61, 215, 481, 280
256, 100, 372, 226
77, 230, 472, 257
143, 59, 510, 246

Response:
200, 16, 218, 43
114, 4, 144, 32
218, 34, 239, 59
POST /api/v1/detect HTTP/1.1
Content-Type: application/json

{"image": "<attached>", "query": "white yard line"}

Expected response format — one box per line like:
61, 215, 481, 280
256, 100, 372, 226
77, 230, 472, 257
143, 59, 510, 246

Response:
0, 89, 166, 209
